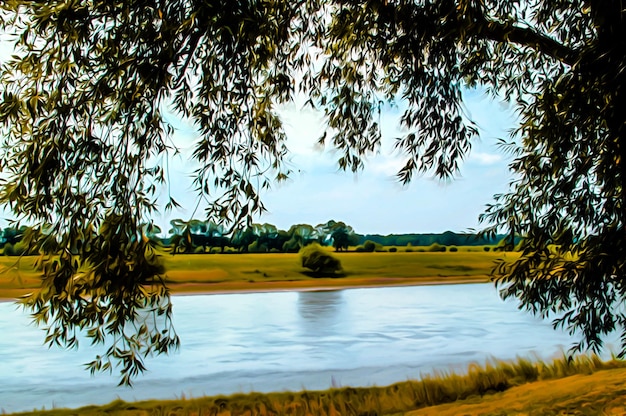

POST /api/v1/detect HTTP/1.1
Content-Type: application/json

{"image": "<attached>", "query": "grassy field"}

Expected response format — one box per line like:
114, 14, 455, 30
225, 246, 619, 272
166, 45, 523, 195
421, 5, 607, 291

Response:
0, 255, 41, 299
7, 355, 626, 416
0, 249, 516, 299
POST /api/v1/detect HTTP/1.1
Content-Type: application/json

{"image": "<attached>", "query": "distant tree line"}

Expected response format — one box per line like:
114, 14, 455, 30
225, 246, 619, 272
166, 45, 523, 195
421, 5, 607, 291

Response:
0, 220, 515, 256
164, 219, 359, 253
356, 230, 516, 248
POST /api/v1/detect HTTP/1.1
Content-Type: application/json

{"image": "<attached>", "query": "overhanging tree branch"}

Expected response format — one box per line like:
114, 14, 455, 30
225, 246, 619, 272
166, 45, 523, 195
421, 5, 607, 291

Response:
470, 14, 578, 66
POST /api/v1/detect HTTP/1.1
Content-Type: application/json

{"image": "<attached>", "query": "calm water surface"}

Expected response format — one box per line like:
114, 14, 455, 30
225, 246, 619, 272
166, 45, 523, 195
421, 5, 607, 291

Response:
0, 284, 598, 412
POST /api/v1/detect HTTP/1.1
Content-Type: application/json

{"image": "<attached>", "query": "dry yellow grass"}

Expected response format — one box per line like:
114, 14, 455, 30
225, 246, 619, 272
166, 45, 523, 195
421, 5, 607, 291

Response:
407, 368, 626, 415
7, 356, 626, 416
0, 251, 512, 299
0, 256, 42, 299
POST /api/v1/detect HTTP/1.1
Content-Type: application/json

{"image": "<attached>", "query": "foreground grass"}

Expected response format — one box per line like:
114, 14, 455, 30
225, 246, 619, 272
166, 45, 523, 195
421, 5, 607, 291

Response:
0, 250, 514, 299
408, 368, 626, 415
8, 355, 626, 416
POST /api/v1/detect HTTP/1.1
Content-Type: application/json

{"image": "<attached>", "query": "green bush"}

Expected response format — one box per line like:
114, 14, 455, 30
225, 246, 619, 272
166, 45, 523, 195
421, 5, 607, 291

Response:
299, 243, 343, 275
3, 242, 28, 256
248, 241, 263, 252
2, 243, 14, 256
449, 246, 458, 252
363, 240, 376, 252
389, 247, 397, 252
483, 246, 491, 252
427, 243, 446, 252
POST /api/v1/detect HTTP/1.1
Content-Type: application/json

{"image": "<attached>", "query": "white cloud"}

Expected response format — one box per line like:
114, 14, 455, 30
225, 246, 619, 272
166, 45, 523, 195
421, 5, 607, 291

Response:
276, 102, 326, 155
367, 156, 405, 177
469, 152, 503, 165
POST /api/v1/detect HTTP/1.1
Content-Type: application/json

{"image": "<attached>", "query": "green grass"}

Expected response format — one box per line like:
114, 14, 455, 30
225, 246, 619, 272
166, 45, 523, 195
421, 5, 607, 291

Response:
1, 250, 513, 298
7, 355, 625, 416
148, 250, 512, 293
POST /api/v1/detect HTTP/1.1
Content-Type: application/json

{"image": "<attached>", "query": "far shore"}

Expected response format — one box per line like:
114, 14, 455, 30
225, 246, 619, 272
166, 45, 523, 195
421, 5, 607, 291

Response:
0, 276, 491, 303
164, 275, 491, 296
0, 250, 506, 302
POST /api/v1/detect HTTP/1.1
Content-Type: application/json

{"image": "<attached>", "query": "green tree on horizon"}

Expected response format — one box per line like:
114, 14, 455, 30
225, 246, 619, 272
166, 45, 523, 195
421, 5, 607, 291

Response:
1, 1, 625, 384
318, 220, 358, 251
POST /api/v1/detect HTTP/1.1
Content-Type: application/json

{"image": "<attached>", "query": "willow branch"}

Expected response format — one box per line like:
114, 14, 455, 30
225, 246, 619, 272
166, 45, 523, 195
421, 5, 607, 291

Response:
471, 13, 578, 66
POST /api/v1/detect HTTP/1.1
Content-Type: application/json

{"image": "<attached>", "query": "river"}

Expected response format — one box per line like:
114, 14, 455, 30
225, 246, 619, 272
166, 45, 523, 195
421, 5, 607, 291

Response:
0, 284, 605, 413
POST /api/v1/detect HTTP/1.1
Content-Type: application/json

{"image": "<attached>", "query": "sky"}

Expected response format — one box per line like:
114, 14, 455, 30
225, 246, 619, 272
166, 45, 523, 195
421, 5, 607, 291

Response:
0, 33, 519, 237
153, 89, 518, 235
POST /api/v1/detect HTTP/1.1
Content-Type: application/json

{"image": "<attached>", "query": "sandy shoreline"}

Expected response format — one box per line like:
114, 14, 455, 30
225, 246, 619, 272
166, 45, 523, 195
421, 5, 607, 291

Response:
171, 277, 489, 296
0, 276, 490, 303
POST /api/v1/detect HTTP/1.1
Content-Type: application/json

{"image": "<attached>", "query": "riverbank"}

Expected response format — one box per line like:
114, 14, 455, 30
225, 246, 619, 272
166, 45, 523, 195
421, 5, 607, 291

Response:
7, 355, 626, 416
0, 251, 508, 300
2, 252, 622, 415
408, 367, 626, 415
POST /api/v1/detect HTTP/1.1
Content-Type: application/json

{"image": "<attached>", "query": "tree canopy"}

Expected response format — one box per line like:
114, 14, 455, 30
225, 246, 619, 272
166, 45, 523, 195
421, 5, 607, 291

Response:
1, 0, 625, 384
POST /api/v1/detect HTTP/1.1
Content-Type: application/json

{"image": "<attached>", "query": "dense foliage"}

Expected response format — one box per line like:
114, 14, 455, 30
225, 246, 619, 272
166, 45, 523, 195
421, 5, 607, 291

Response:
299, 243, 343, 275
0, 0, 625, 383
167, 219, 357, 253
359, 230, 503, 247
0, 222, 505, 254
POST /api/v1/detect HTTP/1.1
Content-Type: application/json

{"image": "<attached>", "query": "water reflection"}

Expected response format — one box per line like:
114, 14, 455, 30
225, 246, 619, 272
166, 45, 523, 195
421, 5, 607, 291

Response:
297, 290, 345, 336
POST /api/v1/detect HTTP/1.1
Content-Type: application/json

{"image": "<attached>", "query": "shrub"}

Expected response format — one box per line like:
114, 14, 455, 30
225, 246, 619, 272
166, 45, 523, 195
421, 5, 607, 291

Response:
428, 243, 446, 252
248, 241, 262, 252
3, 243, 13, 256
3, 242, 28, 256
281, 239, 303, 253
363, 240, 376, 252
389, 247, 397, 252
300, 243, 342, 275
449, 246, 458, 252
483, 246, 491, 252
